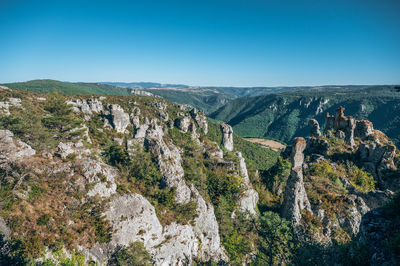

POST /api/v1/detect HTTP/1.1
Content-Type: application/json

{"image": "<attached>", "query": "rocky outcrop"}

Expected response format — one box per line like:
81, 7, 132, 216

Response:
109, 104, 130, 133
190, 108, 208, 134
55, 140, 90, 159
145, 120, 191, 204
358, 141, 396, 186
220, 123, 233, 151
0, 130, 35, 163
0, 97, 22, 115
306, 137, 330, 157
236, 152, 259, 216
325, 107, 355, 147
67, 98, 103, 117
102, 193, 227, 265
281, 137, 312, 225
357, 208, 397, 265
355, 120, 374, 139
79, 158, 117, 198
309, 119, 321, 137
174, 116, 191, 133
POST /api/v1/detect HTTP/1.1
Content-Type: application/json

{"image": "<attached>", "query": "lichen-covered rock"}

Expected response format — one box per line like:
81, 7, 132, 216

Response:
220, 123, 233, 151
190, 185, 228, 262
145, 120, 191, 203
78, 158, 118, 198
236, 152, 258, 216
0, 130, 36, 163
281, 137, 312, 225
55, 141, 90, 159
190, 108, 208, 134
358, 141, 396, 185
309, 119, 321, 137
0, 97, 22, 115
355, 120, 374, 139
174, 116, 191, 133
109, 104, 130, 133
103, 192, 227, 265
306, 137, 330, 156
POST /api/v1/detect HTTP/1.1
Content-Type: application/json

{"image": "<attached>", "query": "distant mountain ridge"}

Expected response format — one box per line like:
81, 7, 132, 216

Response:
210, 85, 400, 147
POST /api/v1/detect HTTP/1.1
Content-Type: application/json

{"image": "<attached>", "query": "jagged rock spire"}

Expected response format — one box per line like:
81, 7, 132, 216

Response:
220, 123, 234, 151
309, 119, 321, 137
281, 137, 312, 225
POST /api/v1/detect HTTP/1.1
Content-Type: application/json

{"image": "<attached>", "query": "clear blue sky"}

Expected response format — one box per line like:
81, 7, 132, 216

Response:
0, 0, 399, 86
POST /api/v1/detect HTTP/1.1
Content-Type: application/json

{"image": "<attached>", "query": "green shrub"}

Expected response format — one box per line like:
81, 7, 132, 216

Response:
347, 164, 375, 193
223, 231, 250, 264
42, 92, 83, 138
37, 214, 51, 226
255, 211, 294, 265
112, 241, 152, 266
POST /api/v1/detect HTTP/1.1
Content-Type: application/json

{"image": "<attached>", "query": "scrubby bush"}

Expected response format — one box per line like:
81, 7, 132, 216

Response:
254, 211, 294, 265
112, 241, 152, 266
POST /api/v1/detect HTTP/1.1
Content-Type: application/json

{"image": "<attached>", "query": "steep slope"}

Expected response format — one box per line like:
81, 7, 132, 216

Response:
0, 85, 278, 265
2, 79, 131, 96
274, 108, 400, 264
210, 86, 400, 147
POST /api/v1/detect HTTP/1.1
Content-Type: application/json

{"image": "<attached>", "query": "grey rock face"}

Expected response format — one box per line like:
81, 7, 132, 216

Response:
0, 130, 36, 163
190, 108, 208, 134
281, 137, 312, 225
325, 107, 355, 147
103, 193, 227, 265
358, 208, 396, 265
174, 116, 191, 133
220, 123, 234, 151
78, 158, 117, 198
358, 142, 396, 185
355, 120, 374, 139
55, 141, 90, 159
145, 120, 191, 204
109, 104, 130, 133
236, 152, 259, 216
67, 98, 103, 120
0, 97, 22, 115
309, 119, 321, 137
306, 137, 330, 156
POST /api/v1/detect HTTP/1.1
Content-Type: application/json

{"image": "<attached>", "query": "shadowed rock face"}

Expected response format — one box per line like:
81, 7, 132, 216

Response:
281, 137, 311, 225
109, 104, 130, 133
355, 120, 374, 139
325, 106, 356, 147
220, 123, 233, 151
309, 119, 321, 137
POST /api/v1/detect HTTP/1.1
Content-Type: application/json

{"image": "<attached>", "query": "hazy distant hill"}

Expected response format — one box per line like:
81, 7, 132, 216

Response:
210, 85, 400, 146
103, 82, 315, 113
2, 79, 131, 95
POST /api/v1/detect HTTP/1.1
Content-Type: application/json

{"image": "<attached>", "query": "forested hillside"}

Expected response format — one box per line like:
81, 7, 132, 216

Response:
210, 86, 400, 147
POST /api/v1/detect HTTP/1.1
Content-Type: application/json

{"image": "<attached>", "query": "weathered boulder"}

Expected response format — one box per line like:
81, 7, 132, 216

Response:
281, 137, 312, 225
0, 97, 22, 115
220, 123, 233, 151
109, 104, 130, 133
0, 130, 35, 163
55, 141, 90, 159
78, 158, 118, 198
309, 119, 321, 137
